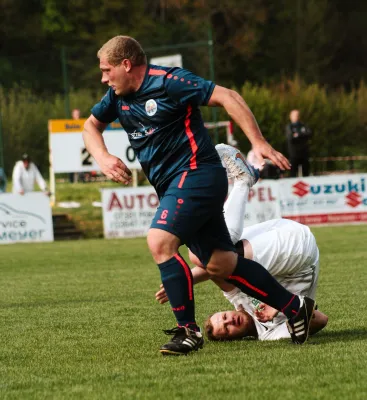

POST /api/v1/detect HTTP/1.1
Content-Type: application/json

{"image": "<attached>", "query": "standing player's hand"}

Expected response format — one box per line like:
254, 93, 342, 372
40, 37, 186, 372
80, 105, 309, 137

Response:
155, 284, 169, 304
99, 153, 132, 184
254, 303, 279, 322
252, 140, 291, 171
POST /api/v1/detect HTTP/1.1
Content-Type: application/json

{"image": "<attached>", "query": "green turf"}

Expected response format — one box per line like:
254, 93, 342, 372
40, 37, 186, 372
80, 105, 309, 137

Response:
0, 225, 366, 399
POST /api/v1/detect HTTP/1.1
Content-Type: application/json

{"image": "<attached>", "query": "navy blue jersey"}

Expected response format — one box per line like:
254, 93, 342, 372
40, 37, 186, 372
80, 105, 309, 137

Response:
91, 64, 221, 195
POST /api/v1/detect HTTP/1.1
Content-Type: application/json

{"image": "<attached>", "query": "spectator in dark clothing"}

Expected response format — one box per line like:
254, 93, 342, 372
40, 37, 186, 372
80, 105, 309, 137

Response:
285, 110, 312, 177
0, 167, 6, 193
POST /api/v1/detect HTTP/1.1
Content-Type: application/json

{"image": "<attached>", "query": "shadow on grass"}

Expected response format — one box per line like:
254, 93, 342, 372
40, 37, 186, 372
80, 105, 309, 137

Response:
312, 328, 367, 343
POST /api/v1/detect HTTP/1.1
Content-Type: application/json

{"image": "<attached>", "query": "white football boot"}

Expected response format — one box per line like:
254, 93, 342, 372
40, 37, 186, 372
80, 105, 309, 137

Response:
216, 143, 260, 187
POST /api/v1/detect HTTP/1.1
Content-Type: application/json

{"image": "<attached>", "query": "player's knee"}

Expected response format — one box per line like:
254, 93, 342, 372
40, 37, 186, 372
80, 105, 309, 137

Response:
147, 229, 180, 263
206, 251, 237, 278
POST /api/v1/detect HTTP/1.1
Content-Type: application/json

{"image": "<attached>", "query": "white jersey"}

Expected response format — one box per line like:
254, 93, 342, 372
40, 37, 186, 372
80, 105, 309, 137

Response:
225, 218, 320, 341
12, 161, 47, 194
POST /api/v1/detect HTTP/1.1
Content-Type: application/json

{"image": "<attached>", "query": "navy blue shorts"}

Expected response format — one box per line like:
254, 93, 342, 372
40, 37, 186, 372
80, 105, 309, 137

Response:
151, 166, 235, 266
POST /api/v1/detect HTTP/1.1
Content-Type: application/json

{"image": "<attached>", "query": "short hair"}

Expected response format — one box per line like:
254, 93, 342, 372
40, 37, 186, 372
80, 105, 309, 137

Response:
97, 36, 147, 67
203, 314, 220, 341
22, 153, 30, 162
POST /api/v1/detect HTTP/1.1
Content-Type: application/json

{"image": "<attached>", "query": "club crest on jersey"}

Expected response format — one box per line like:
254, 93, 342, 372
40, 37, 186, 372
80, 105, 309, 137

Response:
145, 99, 157, 116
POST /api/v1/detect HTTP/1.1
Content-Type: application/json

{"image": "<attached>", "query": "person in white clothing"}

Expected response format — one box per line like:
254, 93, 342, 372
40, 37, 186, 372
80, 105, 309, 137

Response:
12, 153, 48, 195
156, 143, 328, 341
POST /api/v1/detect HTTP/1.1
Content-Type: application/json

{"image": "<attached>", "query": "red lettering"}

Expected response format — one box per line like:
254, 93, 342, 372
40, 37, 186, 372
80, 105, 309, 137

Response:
172, 305, 185, 311
258, 188, 265, 202
123, 195, 134, 209
148, 193, 159, 208
108, 193, 122, 211
136, 194, 145, 209
248, 189, 255, 202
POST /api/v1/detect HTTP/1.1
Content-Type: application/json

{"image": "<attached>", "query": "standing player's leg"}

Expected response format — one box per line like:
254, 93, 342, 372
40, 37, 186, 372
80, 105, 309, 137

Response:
148, 197, 203, 356
150, 165, 238, 355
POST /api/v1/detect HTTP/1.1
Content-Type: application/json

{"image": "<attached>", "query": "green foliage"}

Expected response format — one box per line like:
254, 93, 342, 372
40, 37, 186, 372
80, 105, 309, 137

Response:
1, 0, 367, 90
232, 79, 367, 159
0, 225, 366, 399
0, 86, 103, 176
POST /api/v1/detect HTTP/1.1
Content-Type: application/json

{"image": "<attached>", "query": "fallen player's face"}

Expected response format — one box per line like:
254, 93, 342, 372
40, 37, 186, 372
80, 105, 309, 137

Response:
210, 311, 249, 340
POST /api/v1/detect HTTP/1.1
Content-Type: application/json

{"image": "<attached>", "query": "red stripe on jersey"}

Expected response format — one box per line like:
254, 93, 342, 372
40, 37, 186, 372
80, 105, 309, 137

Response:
228, 275, 268, 297
184, 105, 198, 170
174, 253, 193, 300
148, 69, 167, 76
178, 171, 188, 188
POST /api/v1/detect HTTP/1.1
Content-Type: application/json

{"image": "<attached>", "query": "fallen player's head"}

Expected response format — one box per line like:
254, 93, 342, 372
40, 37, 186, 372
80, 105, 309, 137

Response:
204, 310, 255, 341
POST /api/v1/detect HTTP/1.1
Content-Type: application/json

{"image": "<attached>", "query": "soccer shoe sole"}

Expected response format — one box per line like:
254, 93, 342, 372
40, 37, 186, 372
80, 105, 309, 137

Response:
286, 297, 316, 345
159, 342, 204, 356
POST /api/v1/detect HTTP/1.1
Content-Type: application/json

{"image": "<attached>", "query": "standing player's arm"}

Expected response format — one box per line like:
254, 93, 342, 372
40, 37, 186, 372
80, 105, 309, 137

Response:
83, 115, 132, 184
207, 85, 290, 171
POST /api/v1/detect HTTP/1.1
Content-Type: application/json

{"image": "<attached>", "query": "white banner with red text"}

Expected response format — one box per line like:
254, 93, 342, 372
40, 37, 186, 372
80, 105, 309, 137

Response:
279, 174, 367, 224
101, 182, 281, 239
102, 187, 160, 238
0, 192, 54, 244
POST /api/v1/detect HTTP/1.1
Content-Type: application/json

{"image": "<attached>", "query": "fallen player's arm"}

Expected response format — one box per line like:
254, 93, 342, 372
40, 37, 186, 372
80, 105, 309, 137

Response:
254, 303, 279, 322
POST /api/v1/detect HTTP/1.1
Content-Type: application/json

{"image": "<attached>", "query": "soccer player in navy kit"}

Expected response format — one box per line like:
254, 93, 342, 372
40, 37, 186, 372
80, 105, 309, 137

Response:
83, 35, 315, 355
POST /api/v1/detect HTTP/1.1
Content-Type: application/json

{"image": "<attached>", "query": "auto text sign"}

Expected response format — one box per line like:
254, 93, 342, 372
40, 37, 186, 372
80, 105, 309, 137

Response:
102, 187, 159, 238
279, 174, 367, 225
0, 193, 54, 244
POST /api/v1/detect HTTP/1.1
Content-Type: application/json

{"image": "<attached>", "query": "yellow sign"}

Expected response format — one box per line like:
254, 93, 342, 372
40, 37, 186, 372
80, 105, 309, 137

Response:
48, 119, 122, 133
48, 119, 86, 133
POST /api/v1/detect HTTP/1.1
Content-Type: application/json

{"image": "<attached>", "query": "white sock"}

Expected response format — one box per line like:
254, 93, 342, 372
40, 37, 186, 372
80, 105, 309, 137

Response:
224, 180, 250, 244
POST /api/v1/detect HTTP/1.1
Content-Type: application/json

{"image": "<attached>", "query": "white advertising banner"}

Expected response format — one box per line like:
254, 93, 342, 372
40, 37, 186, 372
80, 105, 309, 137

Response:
230, 180, 281, 227
102, 181, 281, 239
279, 174, 367, 225
48, 119, 142, 173
102, 187, 159, 238
102, 174, 367, 239
0, 193, 54, 244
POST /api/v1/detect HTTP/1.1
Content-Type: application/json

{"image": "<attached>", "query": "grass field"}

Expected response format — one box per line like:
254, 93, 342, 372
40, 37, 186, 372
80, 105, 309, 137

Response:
0, 225, 366, 399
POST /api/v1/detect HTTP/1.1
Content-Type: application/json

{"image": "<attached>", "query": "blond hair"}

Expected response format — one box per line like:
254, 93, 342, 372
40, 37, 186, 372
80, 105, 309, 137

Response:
97, 36, 147, 66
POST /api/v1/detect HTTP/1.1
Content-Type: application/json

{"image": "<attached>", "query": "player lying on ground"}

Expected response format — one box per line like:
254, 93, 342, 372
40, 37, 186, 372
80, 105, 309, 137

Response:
156, 144, 328, 341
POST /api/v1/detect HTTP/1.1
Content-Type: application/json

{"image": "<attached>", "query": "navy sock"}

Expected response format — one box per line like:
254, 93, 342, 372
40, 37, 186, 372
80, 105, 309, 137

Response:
226, 256, 300, 319
158, 253, 198, 329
